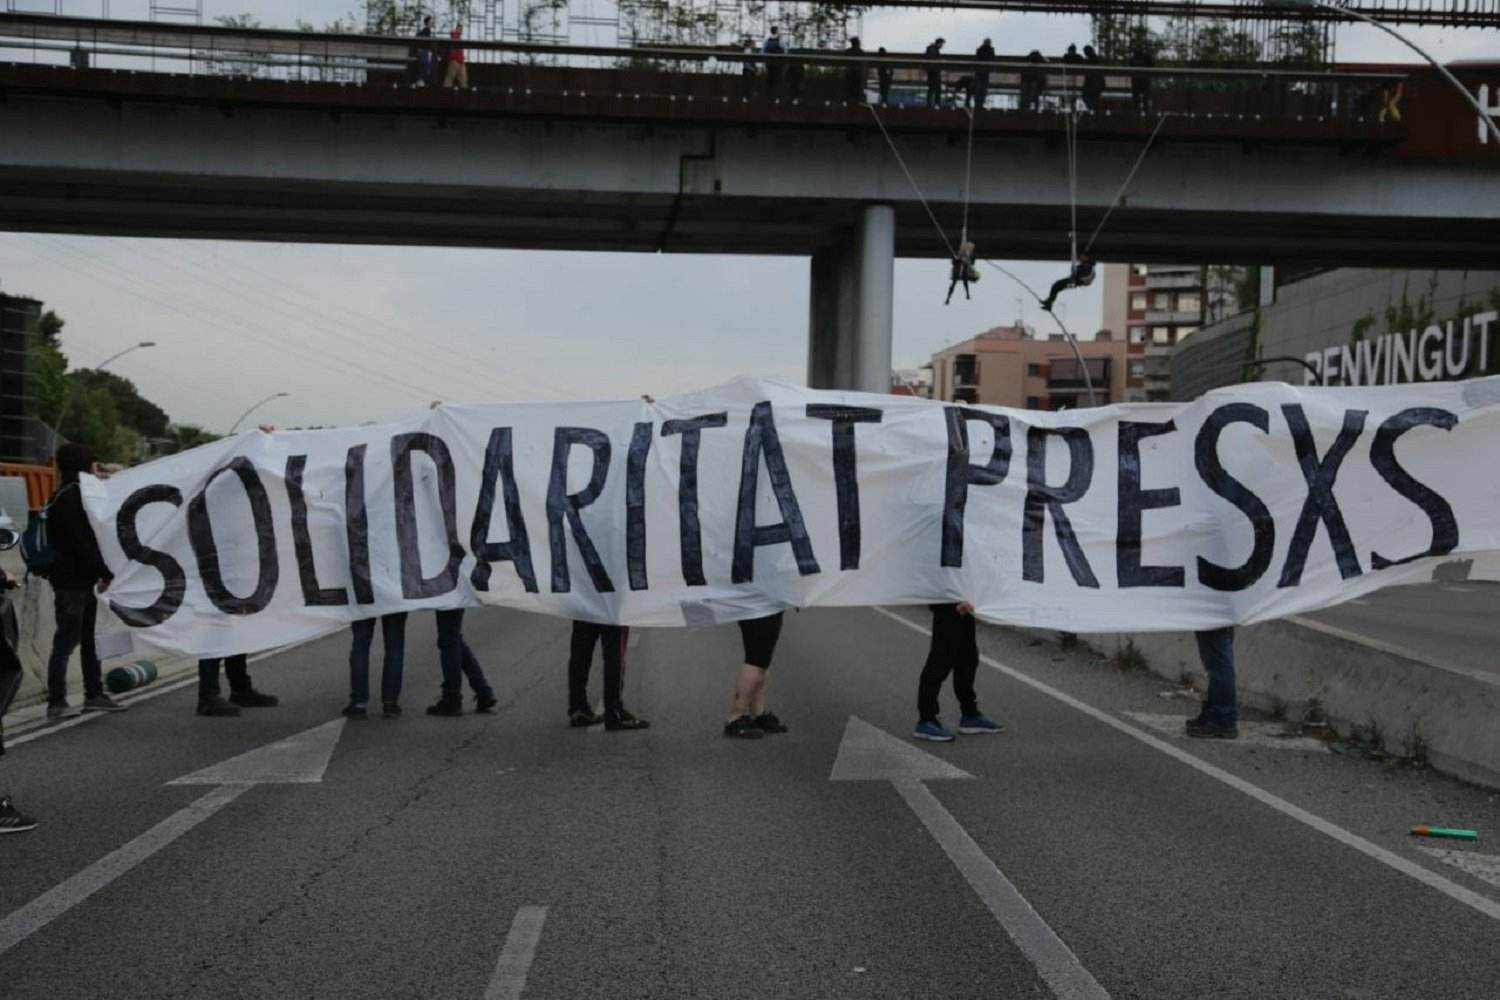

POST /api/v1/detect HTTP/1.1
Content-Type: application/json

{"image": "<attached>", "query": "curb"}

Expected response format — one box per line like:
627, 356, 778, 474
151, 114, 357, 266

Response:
2, 656, 197, 740
1038, 618, 1500, 793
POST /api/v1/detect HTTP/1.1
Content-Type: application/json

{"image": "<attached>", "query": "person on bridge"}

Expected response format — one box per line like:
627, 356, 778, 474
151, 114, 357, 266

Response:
1061, 43, 1084, 110
1040, 254, 1095, 312
196, 654, 279, 717
844, 36, 866, 105
724, 613, 789, 739
763, 26, 784, 99
414, 15, 435, 87
344, 613, 409, 719
876, 46, 893, 105
568, 621, 649, 732
970, 37, 995, 110
1187, 628, 1238, 739
1082, 45, 1105, 111
740, 36, 757, 97
428, 609, 498, 716
43, 444, 125, 720
924, 37, 945, 108
914, 602, 1004, 742
443, 25, 469, 90
1130, 41, 1154, 114
1019, 49, 1046, 112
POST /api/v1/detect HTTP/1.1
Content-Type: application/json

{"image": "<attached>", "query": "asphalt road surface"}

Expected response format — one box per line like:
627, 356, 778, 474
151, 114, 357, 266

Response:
2, 607, 1498, 999
1303, 580, 1500, 678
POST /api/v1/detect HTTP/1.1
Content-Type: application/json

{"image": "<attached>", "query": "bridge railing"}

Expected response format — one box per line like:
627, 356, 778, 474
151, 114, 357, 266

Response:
0, 12, 1409, 127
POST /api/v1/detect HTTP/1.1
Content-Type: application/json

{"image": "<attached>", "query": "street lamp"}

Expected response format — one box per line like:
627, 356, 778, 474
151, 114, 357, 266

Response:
229, 392, 290, 434
1298, 0, 1500, 147
49, 340, 157, 454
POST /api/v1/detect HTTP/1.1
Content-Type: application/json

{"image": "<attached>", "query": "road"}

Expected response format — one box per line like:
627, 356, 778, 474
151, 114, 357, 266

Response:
1302, 579, 1500, 678
2, 606, 1498, 999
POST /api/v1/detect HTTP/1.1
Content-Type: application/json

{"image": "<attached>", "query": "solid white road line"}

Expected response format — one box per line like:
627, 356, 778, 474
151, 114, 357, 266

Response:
894, 779, 1110, 1000
872, 607, 1500, 924
0, 784, 247, 958
483, 905, 549, 1000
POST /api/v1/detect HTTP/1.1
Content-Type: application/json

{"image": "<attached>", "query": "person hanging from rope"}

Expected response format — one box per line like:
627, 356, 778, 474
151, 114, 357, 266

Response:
1040, 253, 1095, 312
945, 240, 980, 304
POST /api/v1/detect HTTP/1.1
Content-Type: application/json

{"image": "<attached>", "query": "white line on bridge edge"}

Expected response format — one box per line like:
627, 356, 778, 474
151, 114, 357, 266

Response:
483, 905, 548, 1000
893, 779, 1110, 1000
871, 607, 1500, 924
0, 784, 247, 958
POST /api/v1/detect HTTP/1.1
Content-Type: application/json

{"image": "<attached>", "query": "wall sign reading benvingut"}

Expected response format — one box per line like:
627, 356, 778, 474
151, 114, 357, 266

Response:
1304, 310, 1500, 386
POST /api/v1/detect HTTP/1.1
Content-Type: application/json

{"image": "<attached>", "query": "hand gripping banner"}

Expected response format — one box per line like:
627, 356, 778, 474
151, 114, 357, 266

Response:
81, 376, 1500, 659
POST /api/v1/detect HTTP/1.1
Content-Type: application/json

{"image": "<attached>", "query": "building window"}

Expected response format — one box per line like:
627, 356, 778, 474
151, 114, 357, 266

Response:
1026, 363, 1041, 377
1132, 264, 1149, 276
1152, 326, 1172, 345
1177, 293, 1201, 314
1026, 396, 1041, 409
1129, 326, 1146, 344
1130, 292, 1148, 312
1152, 292, 1171, 311
1130, 362, 1145, 377
1176, 326, 1198, 341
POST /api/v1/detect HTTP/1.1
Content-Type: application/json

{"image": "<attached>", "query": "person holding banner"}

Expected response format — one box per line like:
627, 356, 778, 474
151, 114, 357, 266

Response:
913, 602, 1004, 742
1186, 628, 1238, 739
724, 613, 789, 739
567, 621, 649, 731
345, 613, 409, 719
196, 653, 279, 717
428, 609, 497, 716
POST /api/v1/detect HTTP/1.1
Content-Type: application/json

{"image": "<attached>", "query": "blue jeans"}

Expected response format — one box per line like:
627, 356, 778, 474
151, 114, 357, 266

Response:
1194, 627, 1237, 726
349, 613, 408, 706
435, 609, 493, 700
48, 589, 102, 704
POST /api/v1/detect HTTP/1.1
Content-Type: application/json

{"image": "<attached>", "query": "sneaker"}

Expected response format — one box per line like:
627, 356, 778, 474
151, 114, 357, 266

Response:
0, 796, 37, 834
1185, 717, 1239, 740
342, 702, 368, 719
382, 702, 402, 718
753, 712, 789, 734
913, 719, 955, 742
474, 694, 498, 714
605, 711, 650, 732
958, 714, 1005, 735
46, 702, 80, 721
427, 697, 463, 717
569, 708, 603, 728
723, 715, 765, 739
229, 689, 279, 708
196, 698, 241, 717
82, 694, 127, 713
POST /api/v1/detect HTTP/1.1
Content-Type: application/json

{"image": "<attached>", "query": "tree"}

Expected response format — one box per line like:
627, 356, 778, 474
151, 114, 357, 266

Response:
159, 424, 222, 456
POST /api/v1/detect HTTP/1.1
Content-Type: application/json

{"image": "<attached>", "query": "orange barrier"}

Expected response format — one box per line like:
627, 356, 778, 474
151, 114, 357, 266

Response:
0, 462, 57, 510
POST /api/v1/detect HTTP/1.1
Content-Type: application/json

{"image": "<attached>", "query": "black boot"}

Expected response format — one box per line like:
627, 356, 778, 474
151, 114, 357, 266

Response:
426, 695, 463, 717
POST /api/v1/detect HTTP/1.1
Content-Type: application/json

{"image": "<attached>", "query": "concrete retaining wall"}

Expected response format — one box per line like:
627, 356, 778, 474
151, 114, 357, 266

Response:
1073, 619, 1500, 791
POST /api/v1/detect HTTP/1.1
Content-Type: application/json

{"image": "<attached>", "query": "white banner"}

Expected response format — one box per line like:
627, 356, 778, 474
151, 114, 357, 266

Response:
81, 376, 1500, 659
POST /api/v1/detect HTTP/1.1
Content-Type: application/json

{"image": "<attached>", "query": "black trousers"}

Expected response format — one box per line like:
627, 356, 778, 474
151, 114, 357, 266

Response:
568, 621, 628, 721
198, 654, 251, 702
917, 603, 979, 722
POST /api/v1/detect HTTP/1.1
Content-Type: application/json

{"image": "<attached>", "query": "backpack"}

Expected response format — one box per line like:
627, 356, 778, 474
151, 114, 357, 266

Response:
19, 483, 74, 580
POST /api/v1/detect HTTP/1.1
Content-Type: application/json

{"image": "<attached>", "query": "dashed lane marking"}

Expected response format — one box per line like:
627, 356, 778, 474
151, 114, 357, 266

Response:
483, 905, 548, 1000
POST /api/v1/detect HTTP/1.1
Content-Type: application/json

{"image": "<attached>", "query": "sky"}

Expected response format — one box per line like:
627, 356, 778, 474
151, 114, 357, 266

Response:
1, 2, 1495, 432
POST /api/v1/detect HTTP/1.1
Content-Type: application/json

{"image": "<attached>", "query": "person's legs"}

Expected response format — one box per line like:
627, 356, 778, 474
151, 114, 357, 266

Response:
950, 609, 980, 718
348, 618, 375, 707
78, 591, 103, 700
46, 589, 85, 707
917, 603, 959, 723
975, 74, 989, 109
434, 609, 465, 701
728, 613, 783, 736
224, 654, 251, 695
196, 658, 238, 716
1191, 627, 1238, 734
600, 625, 628, 724
459, 639, 495, 705
568, 620, 599, 715
379, 613, 407, 709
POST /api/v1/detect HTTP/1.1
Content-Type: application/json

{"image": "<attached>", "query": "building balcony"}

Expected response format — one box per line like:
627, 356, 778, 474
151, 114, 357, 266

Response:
1144, 272, 1201, 291
1145, 309, 1201, 325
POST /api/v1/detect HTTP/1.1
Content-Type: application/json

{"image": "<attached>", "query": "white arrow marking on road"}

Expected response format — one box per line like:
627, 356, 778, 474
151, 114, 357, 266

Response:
831, 716, 1110, 1000
0, 718, 346, 958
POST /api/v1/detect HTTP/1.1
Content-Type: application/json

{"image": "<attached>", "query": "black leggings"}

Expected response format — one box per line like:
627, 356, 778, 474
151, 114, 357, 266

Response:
737, 613, 784, 669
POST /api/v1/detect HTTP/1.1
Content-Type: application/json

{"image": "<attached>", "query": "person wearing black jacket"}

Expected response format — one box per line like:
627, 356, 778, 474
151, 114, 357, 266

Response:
44, 444, 124, 720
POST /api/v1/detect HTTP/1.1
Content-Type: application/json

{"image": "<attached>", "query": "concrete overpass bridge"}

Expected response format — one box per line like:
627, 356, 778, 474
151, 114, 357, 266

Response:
0, 13, 1497, 392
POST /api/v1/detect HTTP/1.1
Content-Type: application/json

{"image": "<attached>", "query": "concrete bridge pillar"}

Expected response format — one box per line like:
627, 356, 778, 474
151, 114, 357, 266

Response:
807, 204, 894, 393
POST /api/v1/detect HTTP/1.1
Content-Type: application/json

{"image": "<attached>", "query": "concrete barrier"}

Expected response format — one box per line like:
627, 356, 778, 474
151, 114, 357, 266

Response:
1068, 619, 1500, 792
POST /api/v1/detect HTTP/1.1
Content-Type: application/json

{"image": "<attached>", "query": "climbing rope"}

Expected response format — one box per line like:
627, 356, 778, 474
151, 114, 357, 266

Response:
866, 102, 957, 259
960, 100, 977, 247
983, 260, 1099, 409
1082, 113, 1170, 258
